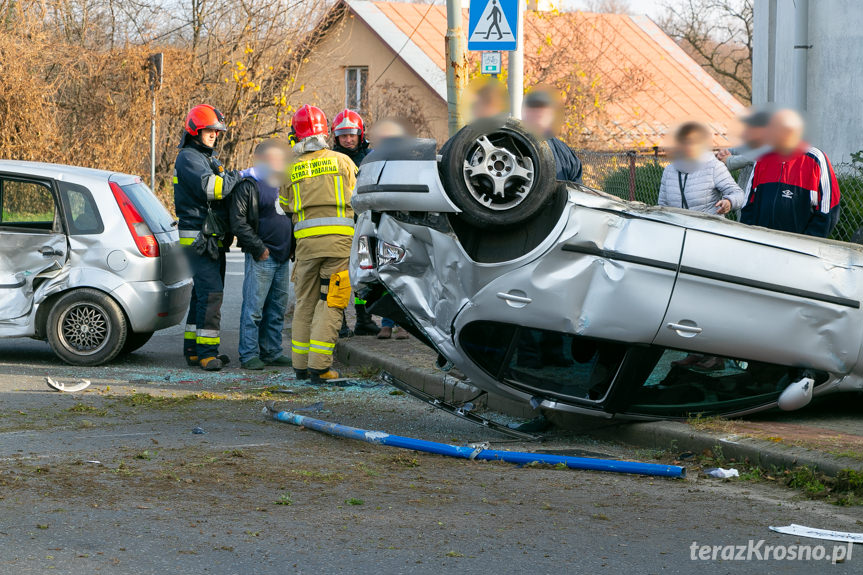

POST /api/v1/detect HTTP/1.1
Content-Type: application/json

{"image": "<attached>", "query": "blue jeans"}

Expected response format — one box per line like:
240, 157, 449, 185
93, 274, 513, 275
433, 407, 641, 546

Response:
381, 317, 396, 328
239, 254, 291, 363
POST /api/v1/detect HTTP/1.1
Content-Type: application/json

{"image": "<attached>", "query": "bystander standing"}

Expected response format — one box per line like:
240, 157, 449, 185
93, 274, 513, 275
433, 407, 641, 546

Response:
742, 109, 841, 237
659, 122, 743, 216
230, 140, 294, 370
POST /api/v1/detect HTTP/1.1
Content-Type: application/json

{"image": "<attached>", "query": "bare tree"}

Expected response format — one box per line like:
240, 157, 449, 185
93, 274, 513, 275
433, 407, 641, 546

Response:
525, 11, 652, 149
660, 0, 753, 103
364, 81, 432, 138
0, 0, 340, 205
585, 0, 630, 14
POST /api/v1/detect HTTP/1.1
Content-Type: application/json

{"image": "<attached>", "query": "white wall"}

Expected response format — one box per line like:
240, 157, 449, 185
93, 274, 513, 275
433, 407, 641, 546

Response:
753, 0, 863, 163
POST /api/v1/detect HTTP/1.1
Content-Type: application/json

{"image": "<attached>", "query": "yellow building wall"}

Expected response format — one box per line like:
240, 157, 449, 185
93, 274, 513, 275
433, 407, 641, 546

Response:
291, 11, 450, 146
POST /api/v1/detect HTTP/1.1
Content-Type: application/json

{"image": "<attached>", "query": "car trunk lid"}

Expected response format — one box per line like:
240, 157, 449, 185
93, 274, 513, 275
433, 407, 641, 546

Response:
111, 177, 188, 285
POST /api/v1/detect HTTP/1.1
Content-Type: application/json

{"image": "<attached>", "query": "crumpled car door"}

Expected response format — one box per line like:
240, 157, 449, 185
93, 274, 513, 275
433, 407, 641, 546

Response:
0, 176, 69, 326
0, 231, 67, 324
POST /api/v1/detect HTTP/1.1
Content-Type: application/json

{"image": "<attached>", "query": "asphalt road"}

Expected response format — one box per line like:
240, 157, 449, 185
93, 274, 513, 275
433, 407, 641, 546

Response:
0, 251, 860, 574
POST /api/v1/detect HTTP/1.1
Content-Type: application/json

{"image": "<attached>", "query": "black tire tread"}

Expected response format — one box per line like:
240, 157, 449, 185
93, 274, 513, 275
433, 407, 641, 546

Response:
440, 117, 556, 229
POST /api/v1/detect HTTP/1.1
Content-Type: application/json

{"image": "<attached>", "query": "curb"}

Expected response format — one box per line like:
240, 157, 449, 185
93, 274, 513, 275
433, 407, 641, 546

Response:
590, 421, 863, 476
335, 338, 538, 419
336, 339, 862, 475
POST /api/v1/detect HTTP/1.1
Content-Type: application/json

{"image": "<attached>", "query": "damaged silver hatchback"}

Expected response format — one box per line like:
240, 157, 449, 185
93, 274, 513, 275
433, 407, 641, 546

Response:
0, 161, 191, 365
351, 118, 863, 420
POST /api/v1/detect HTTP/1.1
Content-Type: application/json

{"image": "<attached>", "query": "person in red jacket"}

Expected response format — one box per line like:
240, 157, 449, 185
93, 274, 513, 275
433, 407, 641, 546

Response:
741, 109, 840, 238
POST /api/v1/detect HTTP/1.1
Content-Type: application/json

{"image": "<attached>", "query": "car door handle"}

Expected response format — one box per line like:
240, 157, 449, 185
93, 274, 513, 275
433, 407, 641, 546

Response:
496, 292, 532, 304
667, 322, 702, 335
39, 246, 63, 257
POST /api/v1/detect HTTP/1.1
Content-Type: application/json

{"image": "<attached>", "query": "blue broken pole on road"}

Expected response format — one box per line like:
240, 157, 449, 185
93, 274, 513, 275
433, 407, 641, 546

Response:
265, 404, 686, 478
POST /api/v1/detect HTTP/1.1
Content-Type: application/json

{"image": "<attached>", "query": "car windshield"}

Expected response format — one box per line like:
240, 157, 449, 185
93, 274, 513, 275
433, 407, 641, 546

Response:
121, 182, 174, 233
624, 350, 787, 417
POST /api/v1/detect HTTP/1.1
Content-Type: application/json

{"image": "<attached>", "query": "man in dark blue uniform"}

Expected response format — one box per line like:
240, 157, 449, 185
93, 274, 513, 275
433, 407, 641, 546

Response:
173, 104, 244, 371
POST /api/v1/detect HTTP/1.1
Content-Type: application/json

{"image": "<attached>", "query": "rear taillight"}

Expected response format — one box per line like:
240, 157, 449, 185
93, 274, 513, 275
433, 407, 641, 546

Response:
357, 235, 374, 270
110, 182, 159, 257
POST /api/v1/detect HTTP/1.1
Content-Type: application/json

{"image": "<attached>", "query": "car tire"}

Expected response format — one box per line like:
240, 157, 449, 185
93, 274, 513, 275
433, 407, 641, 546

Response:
120, 331, 154, 355
440, 117, 556, 229
46, 289, 128, 366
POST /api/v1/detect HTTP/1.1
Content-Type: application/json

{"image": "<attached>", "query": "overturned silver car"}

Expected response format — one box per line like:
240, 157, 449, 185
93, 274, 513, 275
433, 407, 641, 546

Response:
350, 118, 863, 420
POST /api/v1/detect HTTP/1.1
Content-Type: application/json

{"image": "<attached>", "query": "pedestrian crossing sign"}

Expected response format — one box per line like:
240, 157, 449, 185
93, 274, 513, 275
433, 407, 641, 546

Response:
468, 0, 519, 51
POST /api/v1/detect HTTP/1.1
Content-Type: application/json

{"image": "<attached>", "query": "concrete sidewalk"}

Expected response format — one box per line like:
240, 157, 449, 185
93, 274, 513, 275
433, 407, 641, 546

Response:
336, 331, 863, 475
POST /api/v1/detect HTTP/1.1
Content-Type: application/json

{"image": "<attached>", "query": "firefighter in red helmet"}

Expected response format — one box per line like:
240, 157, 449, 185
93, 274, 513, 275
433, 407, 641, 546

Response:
332, 109, 370, 165
281, 105, 358, 384
331, 109, 380, 337
174, 104, 244, 371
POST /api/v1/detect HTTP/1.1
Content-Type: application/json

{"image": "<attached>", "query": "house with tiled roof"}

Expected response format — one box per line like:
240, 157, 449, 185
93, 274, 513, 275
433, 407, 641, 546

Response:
292, 0, 745, 149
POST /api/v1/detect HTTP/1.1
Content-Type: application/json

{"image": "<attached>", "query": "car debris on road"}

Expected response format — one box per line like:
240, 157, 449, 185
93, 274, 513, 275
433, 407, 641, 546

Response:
45, 377, 91, 393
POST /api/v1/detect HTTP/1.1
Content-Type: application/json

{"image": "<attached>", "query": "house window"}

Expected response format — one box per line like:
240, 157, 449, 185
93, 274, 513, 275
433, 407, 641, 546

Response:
345, 66, 368, 111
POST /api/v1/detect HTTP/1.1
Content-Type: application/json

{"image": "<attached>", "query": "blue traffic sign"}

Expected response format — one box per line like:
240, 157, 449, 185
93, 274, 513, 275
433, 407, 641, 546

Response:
468, 0, 519, 51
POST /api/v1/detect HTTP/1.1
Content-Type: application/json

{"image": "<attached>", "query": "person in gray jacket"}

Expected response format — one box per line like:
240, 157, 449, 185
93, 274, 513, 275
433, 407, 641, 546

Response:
716, 109, 773, 190
659, 122, 743, 216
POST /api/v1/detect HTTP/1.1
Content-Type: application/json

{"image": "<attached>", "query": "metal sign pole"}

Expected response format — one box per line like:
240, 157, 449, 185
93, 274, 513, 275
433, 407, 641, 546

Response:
508, 0, 524, 119
148, 53, 164, 192
150, 96, 157, 192
446, 0, 468, 137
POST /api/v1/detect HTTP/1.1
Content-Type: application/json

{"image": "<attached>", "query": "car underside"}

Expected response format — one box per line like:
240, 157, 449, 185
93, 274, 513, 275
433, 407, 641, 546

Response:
350, 117, 863, 420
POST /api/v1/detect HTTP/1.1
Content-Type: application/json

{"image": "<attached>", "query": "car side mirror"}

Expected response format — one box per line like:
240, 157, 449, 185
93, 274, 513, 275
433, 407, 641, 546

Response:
777, 376, 814, 411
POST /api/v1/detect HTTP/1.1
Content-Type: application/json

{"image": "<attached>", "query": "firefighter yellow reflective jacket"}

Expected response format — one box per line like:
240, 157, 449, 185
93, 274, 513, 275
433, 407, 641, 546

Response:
280, 149, 357, 260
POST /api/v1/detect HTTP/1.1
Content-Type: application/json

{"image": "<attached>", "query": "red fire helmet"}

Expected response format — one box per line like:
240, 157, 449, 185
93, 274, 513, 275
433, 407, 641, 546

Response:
332, 109, 365, 139
184, 104, 227, 136
292, 105, 329, 141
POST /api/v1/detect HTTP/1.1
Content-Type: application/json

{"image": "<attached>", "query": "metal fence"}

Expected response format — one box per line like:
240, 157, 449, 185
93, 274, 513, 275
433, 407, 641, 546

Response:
576, 150, 863, 244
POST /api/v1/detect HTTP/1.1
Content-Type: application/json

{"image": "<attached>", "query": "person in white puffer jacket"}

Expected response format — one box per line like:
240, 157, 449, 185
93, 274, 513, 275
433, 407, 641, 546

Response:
658, 122, 744, 216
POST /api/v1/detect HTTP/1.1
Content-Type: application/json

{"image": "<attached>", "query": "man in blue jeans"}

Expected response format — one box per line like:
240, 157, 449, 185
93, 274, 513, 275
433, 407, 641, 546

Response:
229, 140, 294, 370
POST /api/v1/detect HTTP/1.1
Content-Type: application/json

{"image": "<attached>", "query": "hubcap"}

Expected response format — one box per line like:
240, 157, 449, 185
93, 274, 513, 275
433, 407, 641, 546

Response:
463, 134, 534, 211
59, 303, 111, 355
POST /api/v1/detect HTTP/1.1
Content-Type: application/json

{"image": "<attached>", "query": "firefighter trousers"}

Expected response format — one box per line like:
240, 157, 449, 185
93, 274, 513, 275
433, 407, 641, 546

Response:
183, 249, 227, 361
291, 256, 349, 371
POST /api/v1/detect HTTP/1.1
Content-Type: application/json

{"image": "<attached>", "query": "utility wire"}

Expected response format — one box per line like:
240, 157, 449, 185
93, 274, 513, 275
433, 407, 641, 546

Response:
370, 1, 437, 88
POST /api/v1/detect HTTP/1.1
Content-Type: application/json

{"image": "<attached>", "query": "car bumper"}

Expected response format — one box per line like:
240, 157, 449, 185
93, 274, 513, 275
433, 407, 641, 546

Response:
111, 278, 193, 333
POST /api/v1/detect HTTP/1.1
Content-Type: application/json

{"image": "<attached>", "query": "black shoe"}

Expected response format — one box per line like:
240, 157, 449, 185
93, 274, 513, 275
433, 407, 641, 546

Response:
339, 313, 354, 338
353, 304, 380, 336
217, 354, 230, 366
294, 369, 309, 380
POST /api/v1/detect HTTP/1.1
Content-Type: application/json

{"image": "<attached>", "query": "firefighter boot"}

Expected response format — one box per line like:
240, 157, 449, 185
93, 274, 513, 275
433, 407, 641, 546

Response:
310, 368, 342, 386
200, 356, 224, 372
353, 304, 380, 336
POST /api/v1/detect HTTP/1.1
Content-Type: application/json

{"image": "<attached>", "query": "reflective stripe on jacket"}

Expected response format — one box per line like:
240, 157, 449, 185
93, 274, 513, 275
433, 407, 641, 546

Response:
281, 149, 357, 240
